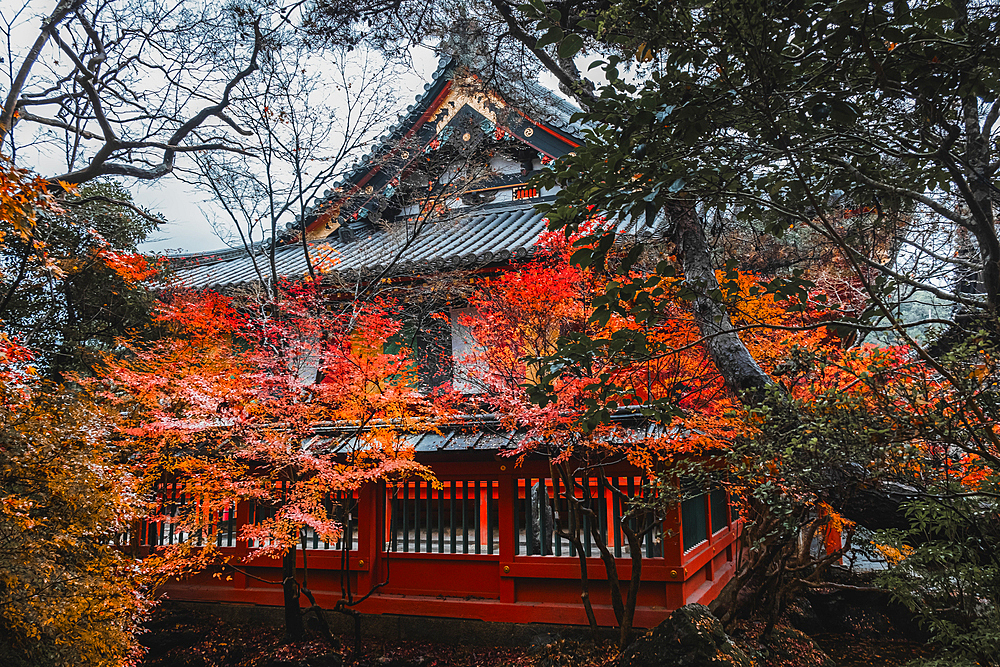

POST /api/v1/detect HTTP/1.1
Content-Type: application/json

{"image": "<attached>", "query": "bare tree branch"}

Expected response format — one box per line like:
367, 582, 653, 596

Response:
0, 0, 84, 146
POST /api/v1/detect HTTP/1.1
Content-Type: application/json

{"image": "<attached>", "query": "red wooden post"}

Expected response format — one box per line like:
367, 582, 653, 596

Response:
662, 503, 685, 608
605, 477, 616, 549
480, 481, 489, 548
384, 484, 393, 545
498, 468, 515, 603
356, 484, 377, 595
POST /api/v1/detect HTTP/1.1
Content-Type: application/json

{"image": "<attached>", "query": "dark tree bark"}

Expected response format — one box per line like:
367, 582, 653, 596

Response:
0, 0, 84, 145
2, 1, 264, 187
667, 198, 774, 396
282, 545, 305, 640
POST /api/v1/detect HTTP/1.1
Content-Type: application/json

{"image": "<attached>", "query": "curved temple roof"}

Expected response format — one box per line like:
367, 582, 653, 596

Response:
166, 57, 603, 290
170, 198, 664, 290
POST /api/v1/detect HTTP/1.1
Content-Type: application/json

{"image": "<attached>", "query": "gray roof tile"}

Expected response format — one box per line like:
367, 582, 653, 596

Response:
171, 197, 666, 290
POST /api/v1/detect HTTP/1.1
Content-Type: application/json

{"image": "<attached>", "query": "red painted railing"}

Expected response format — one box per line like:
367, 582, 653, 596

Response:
143, 459, 738, 628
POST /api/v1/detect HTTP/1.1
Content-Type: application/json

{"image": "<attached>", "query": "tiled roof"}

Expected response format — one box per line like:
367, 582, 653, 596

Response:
170, 197, 663, 290
166, 58, 599, 291
297, 57, 458, 226
509, 76, 587, 135
292, 58, 582, 235
307, 408, 667, 453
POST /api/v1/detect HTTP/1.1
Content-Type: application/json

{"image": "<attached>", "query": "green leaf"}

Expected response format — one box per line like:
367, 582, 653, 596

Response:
558, 34, 585, 59
536, 27, 563, 49
618, 244, 644, 274
655, 261, 676, 277
570, 247, 594, 268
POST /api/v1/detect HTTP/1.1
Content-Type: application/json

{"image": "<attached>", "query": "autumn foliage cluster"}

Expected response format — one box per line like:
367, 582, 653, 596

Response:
104, 283, 439, 571
3, 154, 1000, 664
0, 167, 152, 666
461, 222, 1000, 651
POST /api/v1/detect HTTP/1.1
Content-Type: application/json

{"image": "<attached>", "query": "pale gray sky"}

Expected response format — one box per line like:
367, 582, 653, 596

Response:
134, 48, 571, 256
4, 0, 572, 257
136, 46, 443, 255
1, 0, 438, 255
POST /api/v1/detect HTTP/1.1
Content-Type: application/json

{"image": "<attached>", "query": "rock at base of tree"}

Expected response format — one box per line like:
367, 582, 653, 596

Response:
762, 626, 835, 667
619, 604, 759, 667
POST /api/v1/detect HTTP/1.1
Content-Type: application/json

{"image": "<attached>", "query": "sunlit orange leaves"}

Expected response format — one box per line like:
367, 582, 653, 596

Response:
100, 281, 442, 580
0, 157, 60, 244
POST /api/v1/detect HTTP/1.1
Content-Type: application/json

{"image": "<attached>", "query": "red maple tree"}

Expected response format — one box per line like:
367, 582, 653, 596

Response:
103, 281, 442, 639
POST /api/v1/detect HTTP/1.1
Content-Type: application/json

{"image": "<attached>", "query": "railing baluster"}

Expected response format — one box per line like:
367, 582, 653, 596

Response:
514, 479, 521, 555
437, 481, 444, 554
348, 494, 355, 550
487, 481, 495, 555
414, 481, 421, 552
646, 510, 655, 558
227, 502, 233, 547
524, 478, 533, 556
168, 483, 176, 545
449, 480, 457, 554
613, 479, 622, 558
582, 475, 591, 557
539, 478, 547, 556
461, 481, 469, 554
151, 484, 160, 546
389, 493, 398, 552
554, 477, 562, 557
598, 476, 607, 556
312, 497, 321, 549
402, 483, 410, 552
474, 480, 481, 554
327, 494, 335, 550
622, 475, 642, 553
426, 480, 433, 553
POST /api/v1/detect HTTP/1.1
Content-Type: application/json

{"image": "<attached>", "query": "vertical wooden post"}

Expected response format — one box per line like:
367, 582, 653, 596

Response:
498, 468, 515, 603
232, 499, 250, 590
479, 481, 489, 548
384, 485, 393, 546
357, 484, 378, 596
662, 503, 685, 608
604, 477, 615, 549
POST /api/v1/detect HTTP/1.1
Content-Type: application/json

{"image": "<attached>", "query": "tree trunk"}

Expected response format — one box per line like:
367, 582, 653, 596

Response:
960, 97, 999, 312
0, 0, 84, 145
619, 522, 645, 647
550, 461, 599, 639
582, 476, 630, 642
667, 199, 774, 397
283, 545, 304, 640
953, 0, 1000, 311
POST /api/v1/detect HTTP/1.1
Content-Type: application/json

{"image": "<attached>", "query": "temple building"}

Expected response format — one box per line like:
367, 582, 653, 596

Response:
153, 57, 738, 631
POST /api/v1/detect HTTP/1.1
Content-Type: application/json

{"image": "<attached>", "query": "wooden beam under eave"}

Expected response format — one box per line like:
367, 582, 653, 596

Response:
307, 202, 342, 240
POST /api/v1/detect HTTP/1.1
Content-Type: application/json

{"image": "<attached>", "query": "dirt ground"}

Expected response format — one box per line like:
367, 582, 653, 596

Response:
138, 604, 935, 667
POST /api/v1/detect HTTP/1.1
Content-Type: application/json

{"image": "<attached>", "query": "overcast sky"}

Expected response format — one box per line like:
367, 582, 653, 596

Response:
2, 0, 436, 255
135, 46, 442, 256
4, 1, 570, 257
